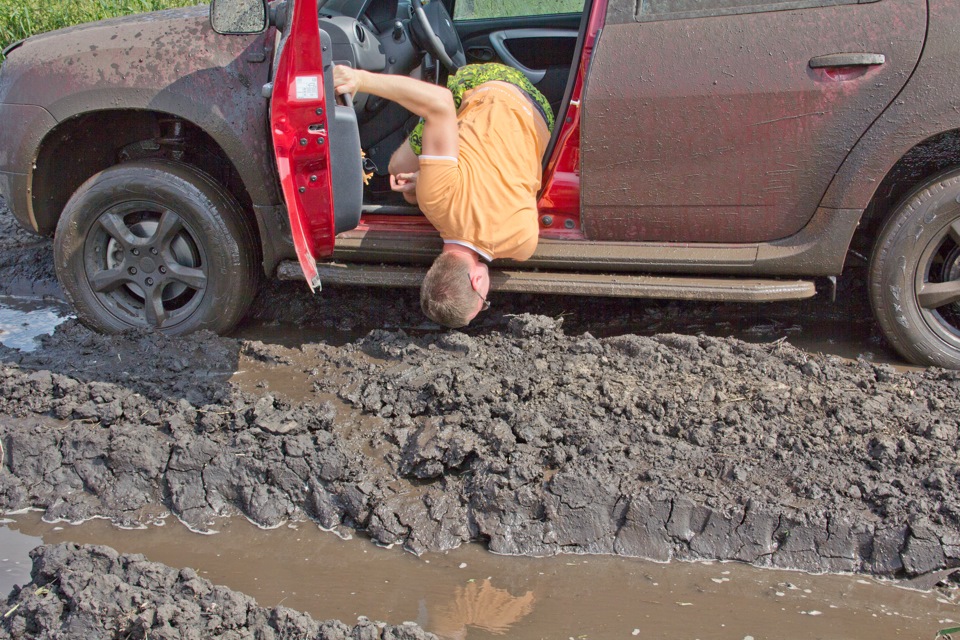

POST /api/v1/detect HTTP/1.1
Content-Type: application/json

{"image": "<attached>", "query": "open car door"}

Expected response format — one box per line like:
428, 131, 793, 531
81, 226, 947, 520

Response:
270, 0, 363, 291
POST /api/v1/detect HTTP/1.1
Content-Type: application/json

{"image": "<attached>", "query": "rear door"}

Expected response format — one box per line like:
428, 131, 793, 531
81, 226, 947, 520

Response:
580, 0, 926, 244
270, 0, 363, 290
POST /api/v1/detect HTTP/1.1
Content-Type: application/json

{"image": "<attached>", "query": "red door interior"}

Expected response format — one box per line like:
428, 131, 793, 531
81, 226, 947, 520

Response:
270, 0, 343, 291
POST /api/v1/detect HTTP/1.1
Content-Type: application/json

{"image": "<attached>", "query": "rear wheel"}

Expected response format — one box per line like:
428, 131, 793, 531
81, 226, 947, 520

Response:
869, 169, 960, 368
54, 160, 259, 335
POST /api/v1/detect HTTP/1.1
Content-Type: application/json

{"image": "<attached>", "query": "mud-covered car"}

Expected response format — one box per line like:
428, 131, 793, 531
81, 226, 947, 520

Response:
1, 0, 959, 368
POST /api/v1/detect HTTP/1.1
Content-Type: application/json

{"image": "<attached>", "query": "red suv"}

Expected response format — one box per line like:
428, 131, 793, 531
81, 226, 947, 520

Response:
1, 0, 959, 368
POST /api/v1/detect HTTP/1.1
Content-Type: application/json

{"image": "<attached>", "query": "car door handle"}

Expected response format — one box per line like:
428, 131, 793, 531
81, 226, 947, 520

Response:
808, 53, 885, 69
466, 46, 495, 62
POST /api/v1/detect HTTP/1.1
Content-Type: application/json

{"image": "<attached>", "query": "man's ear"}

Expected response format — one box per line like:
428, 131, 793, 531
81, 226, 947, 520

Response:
469, 263, 489, 289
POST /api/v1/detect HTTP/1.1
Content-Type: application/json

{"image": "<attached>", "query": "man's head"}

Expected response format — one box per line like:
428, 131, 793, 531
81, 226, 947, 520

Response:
420, 249, 490, 328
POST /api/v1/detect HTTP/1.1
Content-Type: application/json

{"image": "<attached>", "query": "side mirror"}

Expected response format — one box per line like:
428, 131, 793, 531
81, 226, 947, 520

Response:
210, 0, 268, 35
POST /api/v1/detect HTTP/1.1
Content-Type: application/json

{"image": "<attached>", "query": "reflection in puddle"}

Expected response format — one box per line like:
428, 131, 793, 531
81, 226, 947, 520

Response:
0, 295, 73, 352
431, 579, 535, 638
0, 514, 955, 639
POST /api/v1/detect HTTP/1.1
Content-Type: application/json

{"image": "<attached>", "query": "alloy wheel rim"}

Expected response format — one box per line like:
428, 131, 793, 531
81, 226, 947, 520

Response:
914, 216, 960, 349
83, 202, 207, 329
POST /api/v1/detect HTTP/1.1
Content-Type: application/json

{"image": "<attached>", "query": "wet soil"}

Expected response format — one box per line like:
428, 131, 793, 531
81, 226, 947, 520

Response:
0, 203, 58, 299
3, 514, 956, 639
1, 195, 959, 626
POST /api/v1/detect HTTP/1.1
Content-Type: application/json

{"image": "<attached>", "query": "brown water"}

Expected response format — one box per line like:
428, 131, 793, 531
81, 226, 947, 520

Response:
1, 514, 955, 639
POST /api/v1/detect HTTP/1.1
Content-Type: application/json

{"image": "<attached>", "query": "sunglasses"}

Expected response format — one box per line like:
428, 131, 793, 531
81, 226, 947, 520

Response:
471, 279, 491, 311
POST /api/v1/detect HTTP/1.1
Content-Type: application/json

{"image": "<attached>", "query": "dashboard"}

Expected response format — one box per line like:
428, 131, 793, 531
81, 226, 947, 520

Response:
314, 0, 422, 113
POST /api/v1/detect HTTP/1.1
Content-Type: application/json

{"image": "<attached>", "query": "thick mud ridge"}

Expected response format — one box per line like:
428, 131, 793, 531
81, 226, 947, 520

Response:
325, 318, 960, 576
1, 201, 958, 580
0, 543, 435, 639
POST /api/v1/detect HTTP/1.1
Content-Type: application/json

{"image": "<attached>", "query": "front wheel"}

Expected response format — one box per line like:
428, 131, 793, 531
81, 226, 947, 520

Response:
869, 169, 960, 368
54, 160, 260, 335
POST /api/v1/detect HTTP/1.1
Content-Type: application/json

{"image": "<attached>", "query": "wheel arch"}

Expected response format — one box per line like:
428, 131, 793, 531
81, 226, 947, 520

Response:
849, 129, 960, 260
32, 108, 272, 273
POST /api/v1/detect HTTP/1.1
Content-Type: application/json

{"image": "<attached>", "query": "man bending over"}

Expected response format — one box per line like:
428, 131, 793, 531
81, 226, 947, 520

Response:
333, 63, 554, 328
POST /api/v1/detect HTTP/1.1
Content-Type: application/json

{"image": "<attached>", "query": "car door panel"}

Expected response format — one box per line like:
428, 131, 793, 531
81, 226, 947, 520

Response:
580, 0, 926, 244
270, 0, 363, 290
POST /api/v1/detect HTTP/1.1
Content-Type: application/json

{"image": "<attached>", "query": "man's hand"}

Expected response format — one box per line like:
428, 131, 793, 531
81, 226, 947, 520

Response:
333, 65, 363, 97
390, 172, 418, 193
391, 172, 419, 205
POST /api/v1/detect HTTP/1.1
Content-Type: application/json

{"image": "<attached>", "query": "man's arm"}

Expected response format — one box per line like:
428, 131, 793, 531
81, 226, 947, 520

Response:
333, 66, 458, 159
389, 138, 419, 175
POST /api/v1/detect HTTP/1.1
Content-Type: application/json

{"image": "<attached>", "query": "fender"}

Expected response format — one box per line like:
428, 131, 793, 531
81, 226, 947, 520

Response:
0, 6, 281, 217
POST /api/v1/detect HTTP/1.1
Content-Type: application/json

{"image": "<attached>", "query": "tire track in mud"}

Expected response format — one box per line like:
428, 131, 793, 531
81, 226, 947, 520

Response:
325, 317, 960, 577
1, 200, 958, 581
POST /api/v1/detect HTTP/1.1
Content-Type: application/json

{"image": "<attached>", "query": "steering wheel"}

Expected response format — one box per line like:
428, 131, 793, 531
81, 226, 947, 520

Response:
410, 0, 466, 73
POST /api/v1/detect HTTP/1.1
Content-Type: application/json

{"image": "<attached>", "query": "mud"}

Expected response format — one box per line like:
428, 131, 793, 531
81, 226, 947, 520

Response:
0, 542, 435, 639
0, 199, 58, 298
0, 197, 959, 583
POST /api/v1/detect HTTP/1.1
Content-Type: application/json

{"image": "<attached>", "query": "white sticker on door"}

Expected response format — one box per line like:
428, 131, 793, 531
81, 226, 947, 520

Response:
295, 76, 319, 100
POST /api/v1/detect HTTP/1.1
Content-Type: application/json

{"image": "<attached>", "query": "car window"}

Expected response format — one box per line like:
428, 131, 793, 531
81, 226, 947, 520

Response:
454, 0, 586, 21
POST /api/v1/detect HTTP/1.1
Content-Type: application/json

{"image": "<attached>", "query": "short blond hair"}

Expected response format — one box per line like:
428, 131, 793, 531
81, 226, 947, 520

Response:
420, 253, 477, 328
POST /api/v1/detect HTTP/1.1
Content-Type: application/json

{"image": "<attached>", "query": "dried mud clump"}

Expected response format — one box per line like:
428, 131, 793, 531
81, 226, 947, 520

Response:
0, 323, 357, 531
0, 543, 436, 640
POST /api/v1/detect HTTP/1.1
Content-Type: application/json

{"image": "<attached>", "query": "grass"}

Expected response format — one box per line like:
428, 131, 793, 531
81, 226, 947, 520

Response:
1, 0, 202, 61
455, 0, 585, 20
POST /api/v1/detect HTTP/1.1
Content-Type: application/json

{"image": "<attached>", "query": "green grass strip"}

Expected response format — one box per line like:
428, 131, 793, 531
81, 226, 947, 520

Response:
455, 0, 585, 20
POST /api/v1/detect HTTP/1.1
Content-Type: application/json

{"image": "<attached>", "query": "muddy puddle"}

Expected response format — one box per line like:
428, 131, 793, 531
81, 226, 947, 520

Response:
1, 514, 955, 639
0, 295, 72, 352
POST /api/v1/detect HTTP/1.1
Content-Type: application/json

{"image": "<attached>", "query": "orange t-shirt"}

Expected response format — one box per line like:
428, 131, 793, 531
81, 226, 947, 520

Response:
416, 82, 550, 261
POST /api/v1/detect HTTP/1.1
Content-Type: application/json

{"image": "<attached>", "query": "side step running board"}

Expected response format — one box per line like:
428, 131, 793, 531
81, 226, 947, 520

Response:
276, 261, 816, 302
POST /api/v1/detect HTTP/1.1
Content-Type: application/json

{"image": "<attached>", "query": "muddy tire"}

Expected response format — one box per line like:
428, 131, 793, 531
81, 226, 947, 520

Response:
54, 160, 260, 335
869, 169, 960, 368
